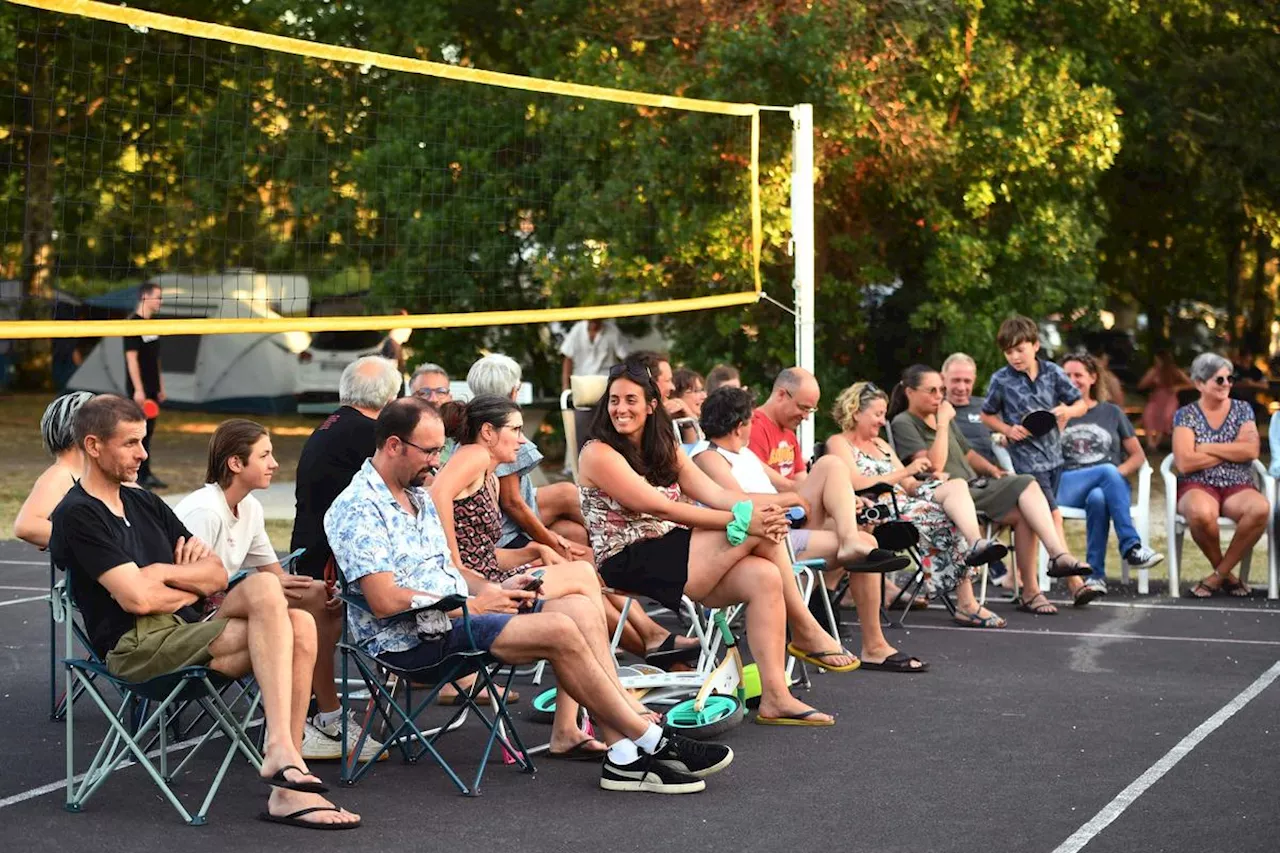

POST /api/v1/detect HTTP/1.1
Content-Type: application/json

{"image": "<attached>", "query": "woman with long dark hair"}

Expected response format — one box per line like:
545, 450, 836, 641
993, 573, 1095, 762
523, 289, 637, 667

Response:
433, 394, 627, 758
578, 358, 856, 727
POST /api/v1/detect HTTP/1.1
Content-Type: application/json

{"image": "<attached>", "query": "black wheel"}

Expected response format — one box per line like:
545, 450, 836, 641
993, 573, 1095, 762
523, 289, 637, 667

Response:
663, 694, 744, 740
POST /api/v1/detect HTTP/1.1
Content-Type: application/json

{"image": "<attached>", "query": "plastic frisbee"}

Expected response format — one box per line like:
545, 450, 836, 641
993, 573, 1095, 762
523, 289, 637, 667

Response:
142, 399, 160, 419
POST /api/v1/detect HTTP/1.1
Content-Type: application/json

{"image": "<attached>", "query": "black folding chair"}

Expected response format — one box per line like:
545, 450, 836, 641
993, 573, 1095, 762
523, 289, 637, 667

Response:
336, 584, 534, 793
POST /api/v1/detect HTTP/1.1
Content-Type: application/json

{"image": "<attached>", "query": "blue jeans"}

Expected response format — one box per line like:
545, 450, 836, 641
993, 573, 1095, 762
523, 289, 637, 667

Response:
1056, 464, 1141, 580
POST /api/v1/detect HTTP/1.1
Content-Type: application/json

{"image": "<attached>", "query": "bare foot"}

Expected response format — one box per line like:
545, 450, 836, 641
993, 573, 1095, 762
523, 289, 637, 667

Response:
549, 732, 607, 755
837, 537, 869, 567
266, 787, 361, 827
790, 628, 857, 669
260, 749, 323, 790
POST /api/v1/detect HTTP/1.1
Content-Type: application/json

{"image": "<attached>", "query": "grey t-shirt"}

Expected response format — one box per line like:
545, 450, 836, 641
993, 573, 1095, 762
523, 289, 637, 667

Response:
890, 411, 977, 481
1061, 402, 1135, 470
952, 396, 997, 465
496, 440, 543, 547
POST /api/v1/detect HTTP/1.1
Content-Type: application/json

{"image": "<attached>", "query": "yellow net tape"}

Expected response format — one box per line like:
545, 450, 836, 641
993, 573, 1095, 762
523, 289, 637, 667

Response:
2, 0, 774, 338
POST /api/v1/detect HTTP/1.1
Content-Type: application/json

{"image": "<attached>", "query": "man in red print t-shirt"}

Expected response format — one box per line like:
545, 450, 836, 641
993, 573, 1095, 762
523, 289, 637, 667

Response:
749, 367, 820, 490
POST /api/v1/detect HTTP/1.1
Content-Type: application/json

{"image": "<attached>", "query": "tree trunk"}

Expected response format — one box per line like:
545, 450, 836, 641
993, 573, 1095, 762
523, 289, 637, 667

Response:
1223, 224, 1243, 352
20, 30, 55, 313
1244, 230, 1275, 360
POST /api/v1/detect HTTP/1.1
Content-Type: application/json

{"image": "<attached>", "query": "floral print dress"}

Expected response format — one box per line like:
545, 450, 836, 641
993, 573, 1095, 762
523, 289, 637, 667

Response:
852, 442, 970, 591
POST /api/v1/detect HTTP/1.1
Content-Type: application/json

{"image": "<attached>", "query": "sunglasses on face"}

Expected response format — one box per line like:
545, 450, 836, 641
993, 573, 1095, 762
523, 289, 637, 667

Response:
1211, 375, 1237, 386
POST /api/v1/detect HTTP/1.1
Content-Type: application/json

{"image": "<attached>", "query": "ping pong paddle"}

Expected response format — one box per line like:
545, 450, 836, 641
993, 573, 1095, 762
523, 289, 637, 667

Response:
142, 399, 160, 419
1021, 409, 1057, 438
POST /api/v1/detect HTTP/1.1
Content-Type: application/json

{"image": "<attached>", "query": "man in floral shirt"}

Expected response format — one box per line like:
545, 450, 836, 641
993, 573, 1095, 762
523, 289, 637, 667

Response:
324, 397, 734, 794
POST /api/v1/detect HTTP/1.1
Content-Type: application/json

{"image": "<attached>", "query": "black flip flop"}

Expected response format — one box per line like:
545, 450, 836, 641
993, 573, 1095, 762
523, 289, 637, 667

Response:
965, 538, 1009, 567
1022, 409, 1057, 438
848, 548, 912, 574
859, 651, 929, 673
546, 738, 608, 762
261, 765, 328, 794
258, 806, 361, 830
643, 633, 702, 668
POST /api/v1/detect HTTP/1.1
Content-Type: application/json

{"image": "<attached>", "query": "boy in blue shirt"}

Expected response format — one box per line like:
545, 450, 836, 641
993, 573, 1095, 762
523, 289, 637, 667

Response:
980, 316, 1095, 597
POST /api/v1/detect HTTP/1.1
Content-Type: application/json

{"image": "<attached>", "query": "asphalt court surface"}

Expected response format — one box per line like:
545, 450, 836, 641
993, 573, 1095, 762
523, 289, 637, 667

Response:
0, 539, 1277, 853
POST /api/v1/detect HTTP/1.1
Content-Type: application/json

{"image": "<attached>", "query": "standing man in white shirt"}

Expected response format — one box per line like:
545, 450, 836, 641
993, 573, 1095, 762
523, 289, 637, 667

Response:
175, 418, 384, 763
559, 319, 628, 391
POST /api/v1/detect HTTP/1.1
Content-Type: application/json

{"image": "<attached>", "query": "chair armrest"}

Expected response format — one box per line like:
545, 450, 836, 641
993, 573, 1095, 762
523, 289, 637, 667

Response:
339, 592, 468, 620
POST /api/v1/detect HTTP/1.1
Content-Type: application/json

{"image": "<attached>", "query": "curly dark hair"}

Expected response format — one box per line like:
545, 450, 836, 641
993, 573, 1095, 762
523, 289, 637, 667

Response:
700, 386, 755, 440
587, 359, 680, 486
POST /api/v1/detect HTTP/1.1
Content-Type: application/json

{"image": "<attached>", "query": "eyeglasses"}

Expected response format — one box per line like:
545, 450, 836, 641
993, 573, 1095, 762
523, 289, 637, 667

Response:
400, 438, 444, 457
783, 388, 818, 416
414, 386, 451, 399
1211, 375, 1238, 386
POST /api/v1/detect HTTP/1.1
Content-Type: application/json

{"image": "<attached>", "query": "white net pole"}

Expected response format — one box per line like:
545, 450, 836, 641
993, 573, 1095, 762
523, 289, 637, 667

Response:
791, 103, 816, 459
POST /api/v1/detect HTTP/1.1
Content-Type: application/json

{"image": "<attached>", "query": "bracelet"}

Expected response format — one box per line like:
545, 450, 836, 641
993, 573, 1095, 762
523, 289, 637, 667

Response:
726, 500, 753, 546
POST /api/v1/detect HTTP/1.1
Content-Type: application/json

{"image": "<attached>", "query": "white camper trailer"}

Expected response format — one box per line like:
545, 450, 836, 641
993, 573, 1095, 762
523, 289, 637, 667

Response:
67, 271, 311, 414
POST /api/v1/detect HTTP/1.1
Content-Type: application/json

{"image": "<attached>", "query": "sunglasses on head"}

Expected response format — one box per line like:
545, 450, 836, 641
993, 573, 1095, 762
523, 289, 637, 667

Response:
608, 362, 655, 383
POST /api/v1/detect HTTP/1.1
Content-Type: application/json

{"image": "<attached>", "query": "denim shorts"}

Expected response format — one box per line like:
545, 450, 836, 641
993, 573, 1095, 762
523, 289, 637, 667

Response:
1027, 467, 1063, 512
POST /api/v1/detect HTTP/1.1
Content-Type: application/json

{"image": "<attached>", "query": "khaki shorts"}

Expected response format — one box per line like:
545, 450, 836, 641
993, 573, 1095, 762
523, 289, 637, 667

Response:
106, 614, 229, 683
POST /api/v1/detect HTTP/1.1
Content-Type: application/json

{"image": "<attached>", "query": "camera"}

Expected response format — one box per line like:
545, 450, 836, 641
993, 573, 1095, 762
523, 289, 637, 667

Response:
856, 503, 891, 526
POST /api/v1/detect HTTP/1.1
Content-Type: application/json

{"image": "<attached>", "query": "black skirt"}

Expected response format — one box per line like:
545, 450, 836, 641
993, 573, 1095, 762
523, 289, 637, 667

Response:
598, 527, 692, 613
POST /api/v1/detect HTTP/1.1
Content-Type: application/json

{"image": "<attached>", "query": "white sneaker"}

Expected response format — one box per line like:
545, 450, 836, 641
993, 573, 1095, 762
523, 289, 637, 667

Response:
1124, 544, 1164, 570
303, 712, 387, 763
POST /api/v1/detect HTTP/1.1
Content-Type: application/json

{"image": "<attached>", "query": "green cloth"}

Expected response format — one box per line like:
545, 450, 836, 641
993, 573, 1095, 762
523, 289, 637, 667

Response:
106, 614, 228, 683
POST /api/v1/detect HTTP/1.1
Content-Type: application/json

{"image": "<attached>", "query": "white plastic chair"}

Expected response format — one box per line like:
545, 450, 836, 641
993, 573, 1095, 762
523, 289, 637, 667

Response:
1160, 454, 1277, 600
1031, 461, 1154, 593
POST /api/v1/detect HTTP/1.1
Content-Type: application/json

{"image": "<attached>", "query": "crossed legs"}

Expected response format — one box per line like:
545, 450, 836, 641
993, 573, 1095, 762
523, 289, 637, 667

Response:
208, 572, 359, 827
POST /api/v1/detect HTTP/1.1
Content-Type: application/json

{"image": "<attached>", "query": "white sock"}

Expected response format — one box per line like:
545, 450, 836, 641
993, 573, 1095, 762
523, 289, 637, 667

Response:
313, 707, 343, 728
635, 723, 664, 753
607, 739, 640, 765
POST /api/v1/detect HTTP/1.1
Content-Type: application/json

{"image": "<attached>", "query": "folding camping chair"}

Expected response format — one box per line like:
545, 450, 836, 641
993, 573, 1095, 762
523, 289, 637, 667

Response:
336, 583, 534, 792
49, 558, 115, 721
60, 580, 264, 826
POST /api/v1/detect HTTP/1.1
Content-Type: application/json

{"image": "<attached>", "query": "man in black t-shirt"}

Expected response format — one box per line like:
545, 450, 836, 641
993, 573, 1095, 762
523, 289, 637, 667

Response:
50, 395, 360, 829
290, 355, 402, 582
124, 282, 166, 489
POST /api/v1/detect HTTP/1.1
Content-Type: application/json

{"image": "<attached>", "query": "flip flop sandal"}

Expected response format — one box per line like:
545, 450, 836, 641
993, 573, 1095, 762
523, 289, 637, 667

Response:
1015, 593, 1058, 615
786, 643, 861, 672
847, 548, 912, 574
859, 651, 930, 673
1073, 583, 1106, 607
953, 609, 1006, 628
258, 806, 362, 830
643, 633, 703, 668
965, 538, 1009, 567
1189, 577, 1223, 598
1046, 554, 1093, 579
261, 765, 329, 794
546, 738, 608, 761
754, 709, 836, 727
1223, 577, 1253, 597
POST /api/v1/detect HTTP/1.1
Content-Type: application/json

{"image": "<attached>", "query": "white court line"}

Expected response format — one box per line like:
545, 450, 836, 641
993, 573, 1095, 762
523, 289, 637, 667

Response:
842, 622, 1280, 648
0, 585, 45, 591
0, 595, 48, 608
0, 559, 46, 567
1054, 599, 1280, 616
0, 720, 263, 810
1052, 660, 1280, 853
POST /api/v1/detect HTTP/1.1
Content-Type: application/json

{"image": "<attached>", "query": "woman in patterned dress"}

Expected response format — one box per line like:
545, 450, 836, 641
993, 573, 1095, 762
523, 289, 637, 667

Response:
1172, 353, 1270, 598
431, 394, 618, 759
825, 381, 1007, 628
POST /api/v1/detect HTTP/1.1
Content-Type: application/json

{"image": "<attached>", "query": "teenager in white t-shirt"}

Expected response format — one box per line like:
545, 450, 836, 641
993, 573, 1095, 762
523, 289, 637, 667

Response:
175, 420, 383, 763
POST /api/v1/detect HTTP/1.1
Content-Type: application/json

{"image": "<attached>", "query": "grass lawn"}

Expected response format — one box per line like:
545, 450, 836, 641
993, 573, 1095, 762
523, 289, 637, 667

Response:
0, 393, 1249, 589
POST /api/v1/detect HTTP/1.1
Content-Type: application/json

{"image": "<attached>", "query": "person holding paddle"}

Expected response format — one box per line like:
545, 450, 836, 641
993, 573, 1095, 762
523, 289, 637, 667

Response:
978, 316, 1096, 605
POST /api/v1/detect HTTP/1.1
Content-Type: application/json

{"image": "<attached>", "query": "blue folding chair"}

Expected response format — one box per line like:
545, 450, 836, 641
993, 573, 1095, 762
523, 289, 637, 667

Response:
336, 584, 534, 793
60, 580, 264, 826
